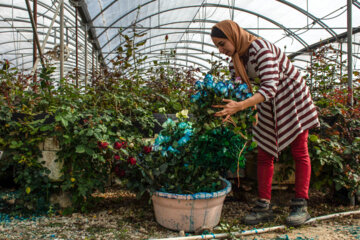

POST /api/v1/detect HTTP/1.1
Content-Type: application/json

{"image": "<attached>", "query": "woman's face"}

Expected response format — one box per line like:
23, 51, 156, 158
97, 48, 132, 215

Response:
211, 37, 235, 57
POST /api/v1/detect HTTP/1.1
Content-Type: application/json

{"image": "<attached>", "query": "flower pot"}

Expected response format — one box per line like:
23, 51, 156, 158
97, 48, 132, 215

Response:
151, 177, 231, 232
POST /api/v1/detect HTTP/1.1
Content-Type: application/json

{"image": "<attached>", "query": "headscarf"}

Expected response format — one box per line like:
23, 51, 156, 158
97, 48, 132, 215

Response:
213, 20, 258, 93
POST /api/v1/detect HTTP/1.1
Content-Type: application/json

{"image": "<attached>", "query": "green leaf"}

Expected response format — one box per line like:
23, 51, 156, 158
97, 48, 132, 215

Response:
309, 134, 318, 142
86, 129, 94, 136
76, 145, 85, 153
61, 118, 68, 128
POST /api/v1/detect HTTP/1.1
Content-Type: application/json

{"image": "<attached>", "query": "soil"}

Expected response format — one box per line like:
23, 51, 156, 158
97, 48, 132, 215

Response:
0, 179, 360, 240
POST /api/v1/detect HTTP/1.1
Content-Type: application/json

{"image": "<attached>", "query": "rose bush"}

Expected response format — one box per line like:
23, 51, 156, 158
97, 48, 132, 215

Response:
111, 73, 257, 199
110, 113, 222, 199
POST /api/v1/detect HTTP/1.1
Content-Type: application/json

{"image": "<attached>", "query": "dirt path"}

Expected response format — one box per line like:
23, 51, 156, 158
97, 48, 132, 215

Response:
0, 185, 359, 240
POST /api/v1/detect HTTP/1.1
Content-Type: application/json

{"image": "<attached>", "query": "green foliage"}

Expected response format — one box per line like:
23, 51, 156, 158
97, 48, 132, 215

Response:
112, 115, 222, 198
0, 57, 155, 212
303, 45, 360, 198
189, 74, 257, 175
191, 126, 254, 174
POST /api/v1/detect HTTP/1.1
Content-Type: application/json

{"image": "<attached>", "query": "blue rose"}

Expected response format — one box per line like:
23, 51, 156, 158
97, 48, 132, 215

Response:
161, 150, 168, 157
245, 93, 253, 99
205, 80, 214, 90
235, 91, 243, 100
204, 74, 213, 82
178, 122, 188, 129
238, 83, 248, 92
184, 129, 193, 137
162, 118, 176, 129
226, 82, 234, 91
215, 82, 226, 94
167, 146, 180, 154
220, 86, 228, 97
190, 92, 201, 102
178, 135, 190, 146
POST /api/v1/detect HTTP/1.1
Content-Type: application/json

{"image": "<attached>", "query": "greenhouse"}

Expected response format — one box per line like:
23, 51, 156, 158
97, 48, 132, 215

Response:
0, 0, 359, 239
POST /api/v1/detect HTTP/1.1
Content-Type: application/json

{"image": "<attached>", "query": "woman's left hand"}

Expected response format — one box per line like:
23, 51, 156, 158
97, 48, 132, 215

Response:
212, 99, 245, 122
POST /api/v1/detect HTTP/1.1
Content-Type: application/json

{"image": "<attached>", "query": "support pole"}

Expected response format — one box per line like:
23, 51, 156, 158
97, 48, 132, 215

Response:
31, 0, 63, 75
92, 46, 95, 86
33, 0, 37, 67
25, 0, 45, 68
75, 8, 79, 87
60, 0, 65, 81
85, 25, 88, 87
347, 0, 353, 106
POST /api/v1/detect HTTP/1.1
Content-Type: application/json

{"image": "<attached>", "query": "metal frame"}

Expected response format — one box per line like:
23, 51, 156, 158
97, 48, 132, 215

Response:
0, 0, 359, 81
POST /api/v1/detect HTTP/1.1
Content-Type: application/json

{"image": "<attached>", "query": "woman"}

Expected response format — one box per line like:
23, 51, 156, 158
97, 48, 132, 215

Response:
211, 20, 319, 226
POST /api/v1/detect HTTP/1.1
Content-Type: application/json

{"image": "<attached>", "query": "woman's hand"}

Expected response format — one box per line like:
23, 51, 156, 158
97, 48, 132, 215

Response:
212, 99, 245, 123
212, 99, 245, 116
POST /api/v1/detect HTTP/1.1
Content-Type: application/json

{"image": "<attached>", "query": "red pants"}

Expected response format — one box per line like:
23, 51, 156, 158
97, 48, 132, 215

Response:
257, 130, 311, 200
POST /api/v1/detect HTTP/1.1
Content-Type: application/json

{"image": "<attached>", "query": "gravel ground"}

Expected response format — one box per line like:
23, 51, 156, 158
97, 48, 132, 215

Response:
1, 180, 360, 240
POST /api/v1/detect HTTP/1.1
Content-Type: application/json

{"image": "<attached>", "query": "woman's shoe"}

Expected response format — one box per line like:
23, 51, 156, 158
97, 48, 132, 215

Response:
244, 199, 274, 225
286, 198, 311, 226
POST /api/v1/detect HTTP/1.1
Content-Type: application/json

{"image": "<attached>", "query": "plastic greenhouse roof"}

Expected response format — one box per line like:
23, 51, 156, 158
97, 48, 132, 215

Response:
0, 0, 360, 79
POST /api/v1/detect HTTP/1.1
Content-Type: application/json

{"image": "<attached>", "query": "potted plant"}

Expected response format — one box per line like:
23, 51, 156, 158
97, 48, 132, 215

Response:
110, 73, 256, 232
110, 112, 231, 232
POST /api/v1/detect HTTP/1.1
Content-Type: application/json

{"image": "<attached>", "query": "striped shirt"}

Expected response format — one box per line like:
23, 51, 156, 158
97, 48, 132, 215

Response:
229, 39, 320, 158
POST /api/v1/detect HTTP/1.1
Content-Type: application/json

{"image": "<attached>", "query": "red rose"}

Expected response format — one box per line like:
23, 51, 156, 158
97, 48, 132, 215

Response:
114, 141, 127, 149
114, 142, 122, 149
114, 154, 120, 160
143, 146, 152, 154
127, 157, 136, 165
97, 141, 109, 149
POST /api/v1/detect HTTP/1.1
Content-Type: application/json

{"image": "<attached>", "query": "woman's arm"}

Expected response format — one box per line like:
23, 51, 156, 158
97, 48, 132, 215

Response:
212, 92, 265, 117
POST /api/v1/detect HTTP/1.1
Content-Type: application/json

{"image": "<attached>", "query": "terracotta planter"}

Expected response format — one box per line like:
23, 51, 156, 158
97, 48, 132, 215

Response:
151, 177, 231, 232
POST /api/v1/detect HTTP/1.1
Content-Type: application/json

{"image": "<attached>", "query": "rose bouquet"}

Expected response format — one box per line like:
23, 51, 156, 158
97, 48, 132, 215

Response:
189, 73, 257, 178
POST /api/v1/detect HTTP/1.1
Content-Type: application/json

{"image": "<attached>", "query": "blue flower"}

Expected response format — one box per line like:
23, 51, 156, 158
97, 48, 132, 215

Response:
204, 74, 213, 82
154, 135, 165, 145
238, 83, 248, 92
152, 144, 161, 151
154, 134, 171, 146
184, 129, 193, 137
190, 92, 201, 102
246, 92, 253, 99
178, 135, 191, 146
235, 91, 243, 100
219, 86, 229, 97
161, 150, 168, 157
163, 118, 176, 128
167, 146, 180, 154
226, 82, 235, 91
215, 82, 226, 94
205, 80, 214, 90
178, 122, 188, 129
